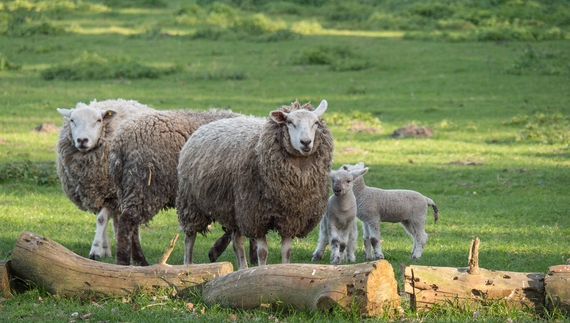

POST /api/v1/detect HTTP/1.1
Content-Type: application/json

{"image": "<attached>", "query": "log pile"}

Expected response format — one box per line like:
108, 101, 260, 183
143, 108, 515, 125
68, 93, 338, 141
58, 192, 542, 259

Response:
3, 232, 570, 317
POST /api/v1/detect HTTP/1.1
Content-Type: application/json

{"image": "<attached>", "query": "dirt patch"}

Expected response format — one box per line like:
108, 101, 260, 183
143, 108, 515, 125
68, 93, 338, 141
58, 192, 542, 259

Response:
390, 125, 433, 138
33, 123, 60, 134
339, 147, 369, 155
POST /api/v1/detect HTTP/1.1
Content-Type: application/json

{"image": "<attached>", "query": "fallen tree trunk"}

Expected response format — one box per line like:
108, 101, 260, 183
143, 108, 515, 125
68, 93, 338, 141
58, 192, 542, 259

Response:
202, 260, 400, 317
404, 238, 545, 311
10, 232, 233, 298
545, 264, 570, 313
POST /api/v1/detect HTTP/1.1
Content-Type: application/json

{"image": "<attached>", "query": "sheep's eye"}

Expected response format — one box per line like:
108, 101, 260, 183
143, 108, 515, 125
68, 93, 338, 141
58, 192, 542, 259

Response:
287, 120, 295, 127
70, 119, 75, 123
96, 119, 102, 123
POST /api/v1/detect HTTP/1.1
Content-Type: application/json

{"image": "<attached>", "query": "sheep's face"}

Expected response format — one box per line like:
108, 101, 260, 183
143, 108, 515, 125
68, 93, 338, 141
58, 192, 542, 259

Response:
57, 106, 117, 152
270, 100, 327, 156
330, 167, 368, 197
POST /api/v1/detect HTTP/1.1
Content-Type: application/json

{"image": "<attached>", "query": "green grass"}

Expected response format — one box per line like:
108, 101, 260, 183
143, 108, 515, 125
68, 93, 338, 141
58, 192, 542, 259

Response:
1, 0, 570, 322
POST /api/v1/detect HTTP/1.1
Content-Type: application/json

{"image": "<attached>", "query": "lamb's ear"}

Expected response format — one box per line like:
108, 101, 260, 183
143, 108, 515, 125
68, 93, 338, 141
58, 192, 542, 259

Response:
269, 110, 288, 124
313, 100, 327, 117
57, 108, 73, 118
352, 167, 368, 179
101, 109, 117, 120
329, 170, 337, 178
356, 162, 365, 168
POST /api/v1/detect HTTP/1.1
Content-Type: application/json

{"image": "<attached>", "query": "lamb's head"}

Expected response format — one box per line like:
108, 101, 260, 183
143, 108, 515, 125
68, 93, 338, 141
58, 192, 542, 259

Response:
330, 167, 368, 197
57, 104, 117, 152
269, 99, 327, 156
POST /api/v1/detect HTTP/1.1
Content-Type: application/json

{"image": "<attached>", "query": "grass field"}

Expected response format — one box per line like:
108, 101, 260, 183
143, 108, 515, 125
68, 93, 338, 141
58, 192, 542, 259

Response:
1, 0, 570, 322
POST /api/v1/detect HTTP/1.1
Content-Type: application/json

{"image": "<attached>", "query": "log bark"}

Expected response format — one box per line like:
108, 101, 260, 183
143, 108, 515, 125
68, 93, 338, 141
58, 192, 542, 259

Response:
545, 264, 570, 313
1, 260, 10, 297
10, 232, 233, 298
202, 260, 400, 316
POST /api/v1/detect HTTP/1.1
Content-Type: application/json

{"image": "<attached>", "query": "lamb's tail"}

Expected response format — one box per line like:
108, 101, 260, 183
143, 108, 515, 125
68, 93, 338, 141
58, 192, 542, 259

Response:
425, 197, 439, 223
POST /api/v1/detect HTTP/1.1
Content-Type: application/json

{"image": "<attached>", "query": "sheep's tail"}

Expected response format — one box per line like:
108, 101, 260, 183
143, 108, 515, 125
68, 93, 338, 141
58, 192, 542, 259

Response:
425, 197, 439, 223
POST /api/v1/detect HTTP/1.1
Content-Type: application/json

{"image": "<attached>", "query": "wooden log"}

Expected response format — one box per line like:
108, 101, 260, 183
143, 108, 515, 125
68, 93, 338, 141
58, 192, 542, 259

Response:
545, 264, 570, 313
10, 231, 233, 298
1, 260, 10, 297
202, 260, 400, 316
405, 266, 545, 311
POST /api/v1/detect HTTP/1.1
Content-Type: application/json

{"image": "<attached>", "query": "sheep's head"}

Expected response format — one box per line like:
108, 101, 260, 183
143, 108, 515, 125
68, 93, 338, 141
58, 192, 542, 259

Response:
330, 167, 369, 197
57, 104, 117, 152
269, 99, 327, 156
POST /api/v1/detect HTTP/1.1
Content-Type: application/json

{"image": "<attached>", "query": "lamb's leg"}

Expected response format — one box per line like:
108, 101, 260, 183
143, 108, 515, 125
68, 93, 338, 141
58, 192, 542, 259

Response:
255, 236, 268, 267
312, 219, 329, 262
328, 225, 343, 265
89, 207, 112, 260
183, 232, 197, 265
361, 221, 372, 261
346, 220, 358, 262
401, 220, 428, 260
116, 209, 133, 266
280, 236, 292, 264
231, 231, 248, 270
131, 225, 149, 266
368, 219, 384, 260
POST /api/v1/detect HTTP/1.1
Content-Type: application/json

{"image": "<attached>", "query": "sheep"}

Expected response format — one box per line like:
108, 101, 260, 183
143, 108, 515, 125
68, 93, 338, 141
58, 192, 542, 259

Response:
311, 167, 369, 265
109, 108, 241, 266
177, 99, 334, 270
56, 99, 153, 260
341, 162, 439, 261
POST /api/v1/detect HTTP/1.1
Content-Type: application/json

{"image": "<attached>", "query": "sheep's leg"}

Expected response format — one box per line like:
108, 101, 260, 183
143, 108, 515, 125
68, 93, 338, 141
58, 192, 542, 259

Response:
346, 220, 358, 262
255, 236, 268, 267
312, 219, 329, 262
361, 221, 372, 261
131, 225, 149, 266
401, 220, 428, 260
281, 236, 292, 264
368, 220, 384, 260
208, 229, 232, 263
116, 209, 133, 266
231, 231, 248, 270
183, 232, 197, 265
89, 207, 112, 260
248, 238, 258, 265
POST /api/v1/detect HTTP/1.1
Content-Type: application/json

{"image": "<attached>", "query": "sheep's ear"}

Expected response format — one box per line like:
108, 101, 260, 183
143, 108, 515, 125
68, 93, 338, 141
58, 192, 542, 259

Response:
57, 108, 73, 118
313, 100, 327, 117
101, 109, 117, 120
352, 167, 368, 178
356, 162, 365, 168
269, 110, 288, 124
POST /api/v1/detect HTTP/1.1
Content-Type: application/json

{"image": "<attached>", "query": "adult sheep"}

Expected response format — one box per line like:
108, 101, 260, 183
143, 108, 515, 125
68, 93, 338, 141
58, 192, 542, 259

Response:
341, 162, 439, 260
177, 99, 334, 270
56, 99, 153, 260
109, 108, 241, 266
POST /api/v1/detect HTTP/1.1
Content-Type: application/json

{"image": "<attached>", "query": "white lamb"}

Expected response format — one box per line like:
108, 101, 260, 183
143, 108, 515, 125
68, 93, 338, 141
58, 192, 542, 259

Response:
341, 162, 439, 261
311, 167, 369, 265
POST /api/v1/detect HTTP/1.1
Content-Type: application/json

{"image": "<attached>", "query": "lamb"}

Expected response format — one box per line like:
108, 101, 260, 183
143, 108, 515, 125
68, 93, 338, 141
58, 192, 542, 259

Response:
341, 162, 438, 260
56, 99, 153, 260
311, 167, 369, 265
177, 99, 334, 270
109, 108, 240, 266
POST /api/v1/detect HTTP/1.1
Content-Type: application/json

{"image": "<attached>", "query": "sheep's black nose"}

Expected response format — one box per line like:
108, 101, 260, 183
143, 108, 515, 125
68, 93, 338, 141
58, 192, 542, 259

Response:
76, 138, 88, 146
300, 139, 311, 147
